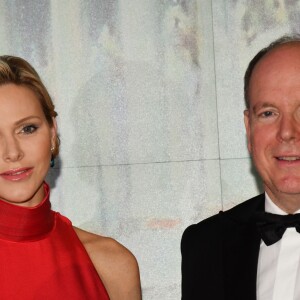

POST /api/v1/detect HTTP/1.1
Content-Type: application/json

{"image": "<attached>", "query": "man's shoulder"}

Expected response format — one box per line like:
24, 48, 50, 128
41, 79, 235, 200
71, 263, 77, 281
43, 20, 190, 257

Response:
225, 193, 265, 216
182, 193, 264, 245
182, 213, 221, 241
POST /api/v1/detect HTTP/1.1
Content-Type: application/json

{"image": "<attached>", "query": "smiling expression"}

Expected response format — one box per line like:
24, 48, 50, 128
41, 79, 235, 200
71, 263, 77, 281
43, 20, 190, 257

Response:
244, 42, 300, 210
0, 84, 56, 207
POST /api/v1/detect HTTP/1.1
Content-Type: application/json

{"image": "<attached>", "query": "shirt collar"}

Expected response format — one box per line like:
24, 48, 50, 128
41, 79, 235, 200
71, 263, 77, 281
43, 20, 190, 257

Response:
265, 192, 300, 215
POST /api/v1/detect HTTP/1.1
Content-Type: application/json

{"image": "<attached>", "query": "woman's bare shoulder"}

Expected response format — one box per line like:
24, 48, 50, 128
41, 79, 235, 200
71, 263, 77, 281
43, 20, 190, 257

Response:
74, 227, 142, 300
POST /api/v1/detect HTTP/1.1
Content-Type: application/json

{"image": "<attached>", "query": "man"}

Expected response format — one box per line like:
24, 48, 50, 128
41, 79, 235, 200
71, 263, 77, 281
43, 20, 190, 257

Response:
181, 35, 300, 300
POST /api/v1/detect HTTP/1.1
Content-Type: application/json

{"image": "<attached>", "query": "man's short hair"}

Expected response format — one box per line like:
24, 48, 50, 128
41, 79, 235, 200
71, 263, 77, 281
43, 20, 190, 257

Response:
244, 34, 300, 109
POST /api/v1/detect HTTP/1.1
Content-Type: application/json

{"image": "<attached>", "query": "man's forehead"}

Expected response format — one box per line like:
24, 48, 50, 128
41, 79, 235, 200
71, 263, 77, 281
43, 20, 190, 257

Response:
247, 44, 300, 110
249, 43, 300, 89
254, 42, 300, 70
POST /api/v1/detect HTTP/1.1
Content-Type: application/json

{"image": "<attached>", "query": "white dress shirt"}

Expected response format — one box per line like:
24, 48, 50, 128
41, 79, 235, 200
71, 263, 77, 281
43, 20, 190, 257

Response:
257, 193, 300, 300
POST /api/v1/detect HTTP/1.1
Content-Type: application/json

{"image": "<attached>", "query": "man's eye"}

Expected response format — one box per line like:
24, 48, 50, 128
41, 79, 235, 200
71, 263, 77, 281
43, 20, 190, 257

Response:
21, 125, 38, 134
260, 111, 274, 117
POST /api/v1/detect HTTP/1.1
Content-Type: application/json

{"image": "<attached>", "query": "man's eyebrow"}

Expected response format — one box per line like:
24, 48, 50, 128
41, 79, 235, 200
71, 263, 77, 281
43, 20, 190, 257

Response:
15, 116, 41, 126
252, 102, 275, 113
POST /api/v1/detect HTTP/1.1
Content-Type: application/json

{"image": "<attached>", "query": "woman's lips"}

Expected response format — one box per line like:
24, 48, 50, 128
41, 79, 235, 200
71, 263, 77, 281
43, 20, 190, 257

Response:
0, 168, 33, 181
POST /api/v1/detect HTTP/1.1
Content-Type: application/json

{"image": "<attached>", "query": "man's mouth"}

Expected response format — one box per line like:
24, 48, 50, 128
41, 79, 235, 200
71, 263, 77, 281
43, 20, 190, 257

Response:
277, 156, 300, 161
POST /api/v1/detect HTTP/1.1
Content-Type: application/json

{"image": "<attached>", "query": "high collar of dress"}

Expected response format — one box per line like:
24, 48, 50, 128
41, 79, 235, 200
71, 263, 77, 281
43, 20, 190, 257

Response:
0, 182, 55, 242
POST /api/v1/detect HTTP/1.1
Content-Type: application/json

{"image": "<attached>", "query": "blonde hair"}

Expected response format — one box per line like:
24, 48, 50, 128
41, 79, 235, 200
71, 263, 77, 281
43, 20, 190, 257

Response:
0, 55, 59, 157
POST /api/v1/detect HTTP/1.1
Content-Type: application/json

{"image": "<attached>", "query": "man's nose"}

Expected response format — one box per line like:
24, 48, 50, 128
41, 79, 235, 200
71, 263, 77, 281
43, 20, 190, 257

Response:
277, 114, 300, 142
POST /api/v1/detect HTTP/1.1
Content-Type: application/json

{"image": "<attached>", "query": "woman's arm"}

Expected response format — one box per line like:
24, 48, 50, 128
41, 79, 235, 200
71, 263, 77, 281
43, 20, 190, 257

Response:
75, 227, 142, 300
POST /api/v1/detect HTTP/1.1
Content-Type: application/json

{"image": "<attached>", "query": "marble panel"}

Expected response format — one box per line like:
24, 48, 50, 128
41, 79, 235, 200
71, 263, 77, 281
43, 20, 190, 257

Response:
47, 158, 221, 299
220, 157, 263, 211
48, 0, 218, 167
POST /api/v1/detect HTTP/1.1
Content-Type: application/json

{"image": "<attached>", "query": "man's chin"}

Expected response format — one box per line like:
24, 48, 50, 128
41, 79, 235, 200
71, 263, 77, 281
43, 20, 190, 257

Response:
265, 181, 300, 198
273, 187, 300, 198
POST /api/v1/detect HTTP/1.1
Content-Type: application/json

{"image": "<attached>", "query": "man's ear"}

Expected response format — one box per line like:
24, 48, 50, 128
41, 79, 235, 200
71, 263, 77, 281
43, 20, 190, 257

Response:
244, 109, 252, 154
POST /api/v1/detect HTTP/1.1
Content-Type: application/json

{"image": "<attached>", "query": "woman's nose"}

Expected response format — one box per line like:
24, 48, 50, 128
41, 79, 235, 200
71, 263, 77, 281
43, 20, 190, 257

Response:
2, 136, 24, 162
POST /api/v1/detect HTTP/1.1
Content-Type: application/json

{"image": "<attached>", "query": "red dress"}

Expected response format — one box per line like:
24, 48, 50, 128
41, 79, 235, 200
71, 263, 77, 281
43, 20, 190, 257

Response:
0, 183, 110, 299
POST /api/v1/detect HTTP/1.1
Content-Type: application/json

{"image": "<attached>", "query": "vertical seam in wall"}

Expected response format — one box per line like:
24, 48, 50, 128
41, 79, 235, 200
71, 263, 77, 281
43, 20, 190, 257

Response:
210, 0, 223, 210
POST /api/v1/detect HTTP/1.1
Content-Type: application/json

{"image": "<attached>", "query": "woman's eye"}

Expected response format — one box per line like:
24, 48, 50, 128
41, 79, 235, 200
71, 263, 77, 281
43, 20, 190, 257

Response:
20, 125, 38, 134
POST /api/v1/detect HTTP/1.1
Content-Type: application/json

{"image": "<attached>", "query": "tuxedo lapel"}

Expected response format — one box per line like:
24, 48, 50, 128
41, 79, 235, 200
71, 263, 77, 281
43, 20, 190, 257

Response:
221, 194, 265, 300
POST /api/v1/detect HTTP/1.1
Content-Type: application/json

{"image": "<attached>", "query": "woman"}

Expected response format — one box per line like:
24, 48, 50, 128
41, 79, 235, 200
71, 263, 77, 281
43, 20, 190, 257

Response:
0, 55, 141, 299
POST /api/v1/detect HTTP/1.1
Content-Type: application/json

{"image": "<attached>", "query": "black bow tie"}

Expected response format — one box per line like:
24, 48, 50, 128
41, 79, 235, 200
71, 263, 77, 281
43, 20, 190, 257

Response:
255, 212, 300, 246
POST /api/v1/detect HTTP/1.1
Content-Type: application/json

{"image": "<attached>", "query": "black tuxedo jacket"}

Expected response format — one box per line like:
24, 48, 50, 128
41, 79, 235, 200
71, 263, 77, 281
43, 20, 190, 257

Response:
181, 194, 265, 300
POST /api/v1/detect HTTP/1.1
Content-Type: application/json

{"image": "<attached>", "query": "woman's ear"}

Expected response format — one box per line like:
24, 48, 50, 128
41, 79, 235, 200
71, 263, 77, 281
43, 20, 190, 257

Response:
50, 117, 58, 150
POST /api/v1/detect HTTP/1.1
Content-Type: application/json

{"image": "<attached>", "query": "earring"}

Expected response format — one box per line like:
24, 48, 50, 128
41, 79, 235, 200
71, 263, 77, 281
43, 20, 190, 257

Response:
50, 146, 55, 168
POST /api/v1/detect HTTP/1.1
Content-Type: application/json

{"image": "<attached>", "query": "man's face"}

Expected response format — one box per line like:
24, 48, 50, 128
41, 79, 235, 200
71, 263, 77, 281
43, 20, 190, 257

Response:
245, 43, 300, 206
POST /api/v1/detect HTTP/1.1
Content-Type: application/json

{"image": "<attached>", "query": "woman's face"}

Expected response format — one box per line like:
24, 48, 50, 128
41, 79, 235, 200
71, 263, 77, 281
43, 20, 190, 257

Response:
0, 84, 56, 207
